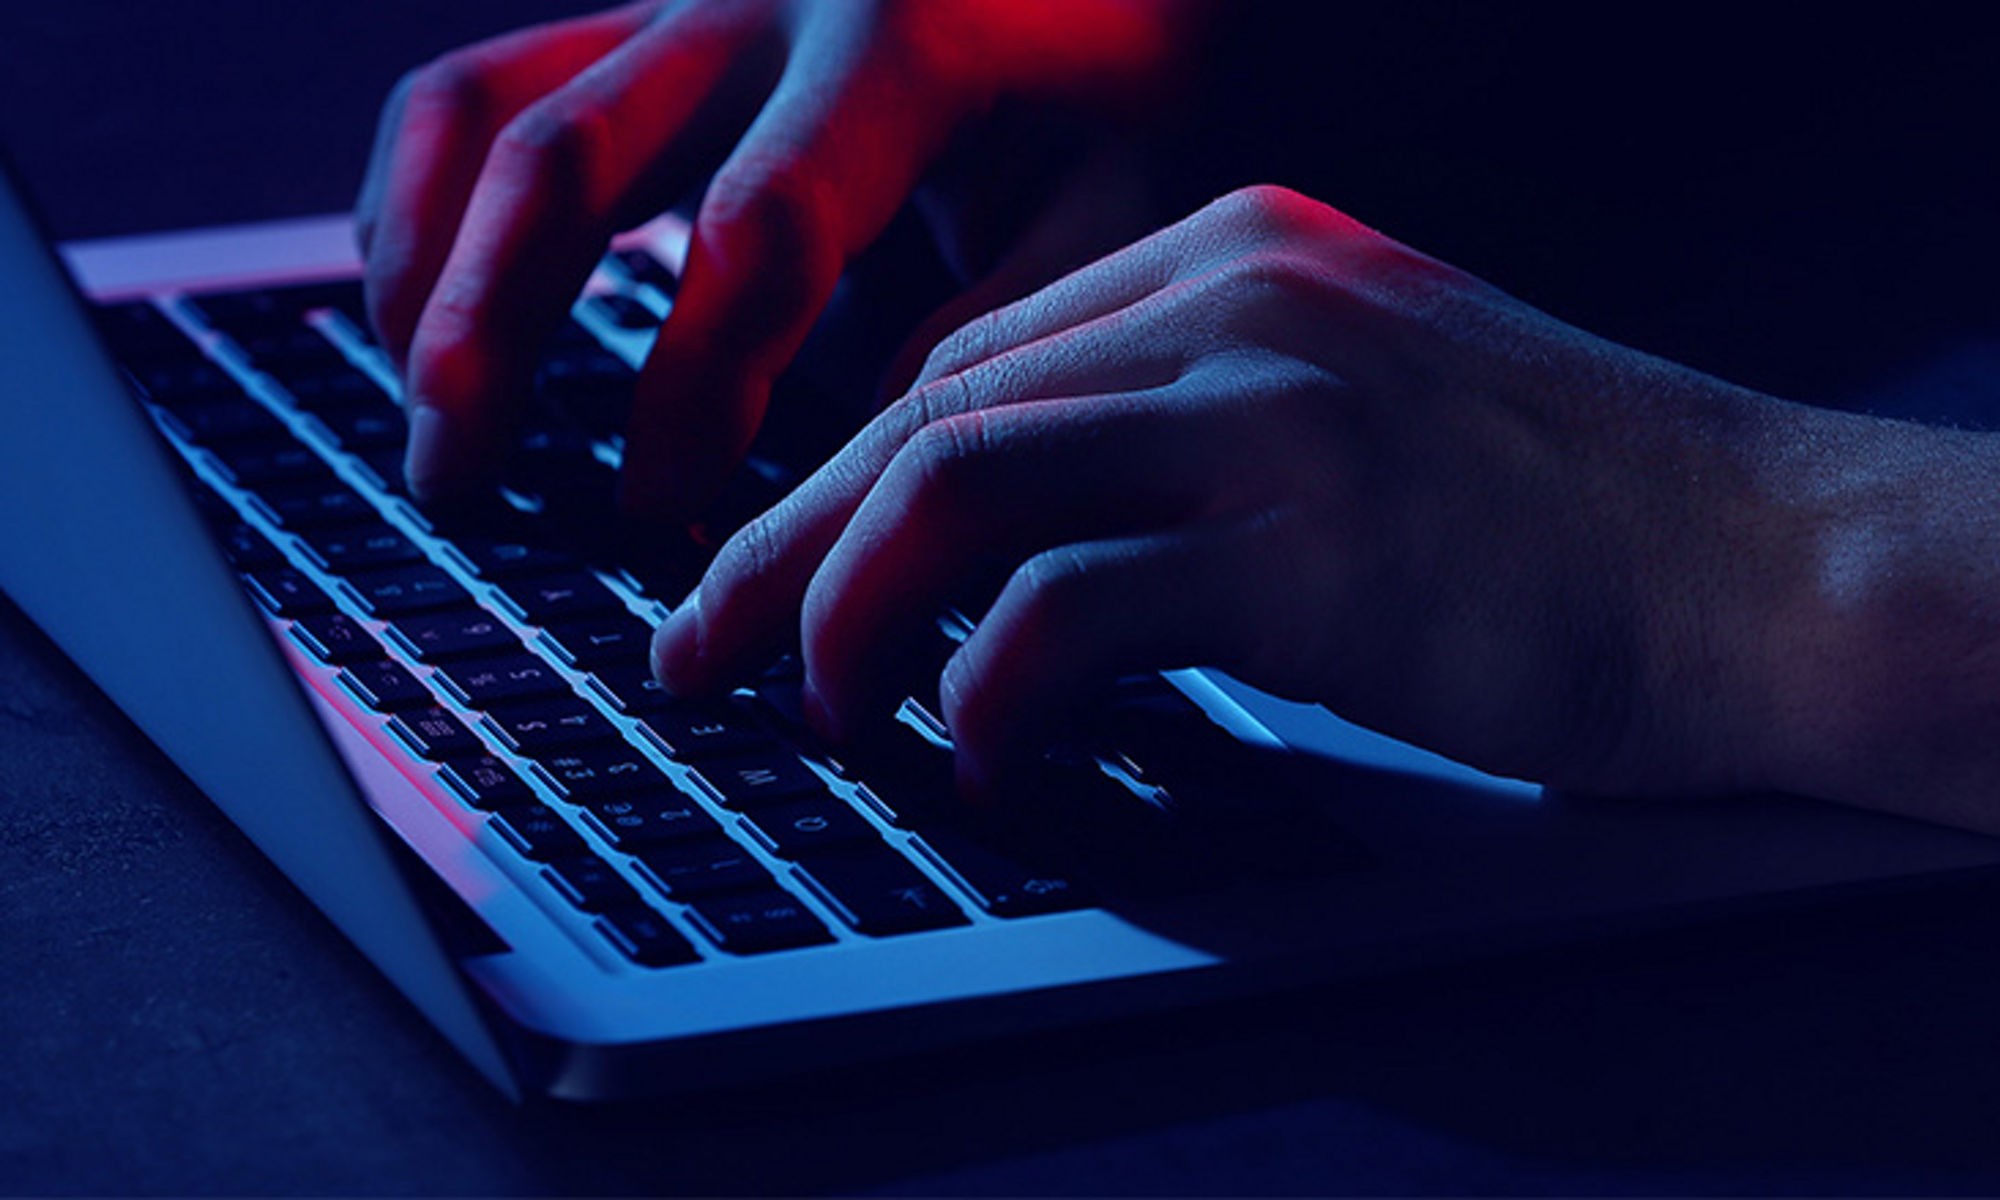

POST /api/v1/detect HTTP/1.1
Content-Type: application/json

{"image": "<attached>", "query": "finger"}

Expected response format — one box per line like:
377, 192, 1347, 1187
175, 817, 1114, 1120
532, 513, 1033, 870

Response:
799, 390, 1252, 743
357, 4, 657, 370
618, 32, 967, 519
401, 7, 779, 500
882, 142, 1157, 399
651, 295, 1196, 697
943, 513, 1296, 800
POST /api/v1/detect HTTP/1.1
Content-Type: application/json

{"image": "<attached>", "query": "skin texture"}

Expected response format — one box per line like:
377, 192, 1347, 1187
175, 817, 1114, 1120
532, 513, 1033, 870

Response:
355, 0, 1194, 515
652, 185, 2000, 829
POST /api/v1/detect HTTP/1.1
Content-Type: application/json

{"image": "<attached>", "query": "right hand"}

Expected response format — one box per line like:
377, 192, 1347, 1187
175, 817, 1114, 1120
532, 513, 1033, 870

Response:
355, 0, 1199, 517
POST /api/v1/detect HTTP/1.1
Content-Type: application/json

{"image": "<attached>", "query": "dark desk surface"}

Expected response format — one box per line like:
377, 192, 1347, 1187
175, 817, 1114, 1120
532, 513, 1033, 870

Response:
7, 4, 2000, 1194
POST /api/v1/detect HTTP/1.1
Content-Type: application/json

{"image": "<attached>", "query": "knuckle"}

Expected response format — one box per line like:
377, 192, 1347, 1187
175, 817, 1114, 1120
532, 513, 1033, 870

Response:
489, 102, 603, 197
1011, 546, 1098, 630
402, 52, 493, 122
898, 412, 992, 510
1205, 183, 1304, 236
711, 513, 788, 594
921, 313, 997, 382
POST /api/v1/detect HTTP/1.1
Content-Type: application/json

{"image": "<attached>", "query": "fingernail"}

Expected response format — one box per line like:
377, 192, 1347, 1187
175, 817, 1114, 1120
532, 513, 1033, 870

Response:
403, 404, 458, 501
650, 587, 704, 693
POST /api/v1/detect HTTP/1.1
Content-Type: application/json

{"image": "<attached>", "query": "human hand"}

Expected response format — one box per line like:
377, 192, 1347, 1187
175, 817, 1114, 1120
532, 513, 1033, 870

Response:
355, 0, 1196, 515
649, 184, 1850, 802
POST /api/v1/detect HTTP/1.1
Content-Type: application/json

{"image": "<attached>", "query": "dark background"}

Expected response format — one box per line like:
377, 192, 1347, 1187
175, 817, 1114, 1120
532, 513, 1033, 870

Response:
6, 3, 2000, 1194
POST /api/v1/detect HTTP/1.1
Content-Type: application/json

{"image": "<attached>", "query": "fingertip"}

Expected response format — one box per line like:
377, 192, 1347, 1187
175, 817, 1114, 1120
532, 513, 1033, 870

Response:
649, 588, 705, 693
403, 403, 473, 502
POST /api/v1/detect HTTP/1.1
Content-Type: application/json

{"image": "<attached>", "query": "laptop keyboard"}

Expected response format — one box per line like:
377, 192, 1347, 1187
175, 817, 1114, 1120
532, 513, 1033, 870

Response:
90, 251, 1330, 970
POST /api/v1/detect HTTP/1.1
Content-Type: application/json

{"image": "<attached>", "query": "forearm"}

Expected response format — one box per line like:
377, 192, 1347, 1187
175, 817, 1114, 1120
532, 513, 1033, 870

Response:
1735, 402, 2000, 832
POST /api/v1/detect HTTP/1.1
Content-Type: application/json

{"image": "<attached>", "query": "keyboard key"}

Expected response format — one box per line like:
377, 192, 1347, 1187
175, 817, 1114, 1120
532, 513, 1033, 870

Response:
161, 396, 288, 445
595, 907, 699, 967
450, 533, 579, 580
642, 702, 774, 761
744, 794, 878, 858
300, 523, 424, 572
536, 745, 673, 799
607, 247, 679, 296
290, 612, 381, 665
315, 404, 409, 451
698, 752, 824, 808
240, 566, 332, 617
634, 838, 774, 899
215, 520, 283, 568
437, 755, 535, 810
274, 364, 388, 414
345, 564, 470, 615
388, 608, 520, 662
93, 300, 195, 362
338, 660, 435, 712
485, 696, 620, 753
130, 359, 238, 407
914, 829, 1089, 917
234, 327, 346, 370
543, 855, 643, 912
493, 571, 624, 624
253, 479, 376, 529
795, 851, 967, 935
848, 732, 957, 828
541, 614, 653, 669
212, 438, 332, 488
585, 794, 721, 848
489, 804, 586, 861
433, 654, 571, 708
387, 706, 484, 760
587, 664, 674, 716
353, 446, 412, 496
184, 282, 356, 337
586, 291, 658, 330
686, 891, 832, 954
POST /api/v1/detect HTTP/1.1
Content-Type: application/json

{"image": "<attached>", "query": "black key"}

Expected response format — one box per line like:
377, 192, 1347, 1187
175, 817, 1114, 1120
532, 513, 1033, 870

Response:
796, 851, 967, 935
240, 566, 332, 617
536, 745, 673, 799
915, 829, 1089, 917
93, 300, 194, 362
160, 396, 288, 445
354, 446, 412, 496
184, 282, 362, 337
643, 702, 774, 762
586, 291, 658, 330
489, 804, 586, 861
345, 563, 470, 616
129, 359, 238, 407
633, 838, 774, 900
485, 696, 620, 753
587, 663, 674, 716
337, 660, 435, 712
542, 614, 654, 668
387, 706, 484, 760
433, 654, 571, 707
585, 794, 721, 848
848, 730, 957, 828
215, 520, 283, 568
212, 438, 331, 488
494, 571, 624, 624
608, 247, 679, 296
276, 365, 388, 414
686, 890, 831, 954
543, 855, 643, 913
612, 525, 711, 602
437, 755, 535, 810
450, 533, 579, 580
300, 523, 424, 572
744, 794, 878, 858
254, 479, 376, 529
698, 752, 824, 808
388, 608, 520, 662
234, 327, 346, 370
315, 403, 409, 451
596, 907, 699, 967
290, 612, 381, 665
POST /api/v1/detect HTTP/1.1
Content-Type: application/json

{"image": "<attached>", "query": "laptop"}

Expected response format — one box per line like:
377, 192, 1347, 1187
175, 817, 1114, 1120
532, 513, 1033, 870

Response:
7, 153, 1999, 1103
